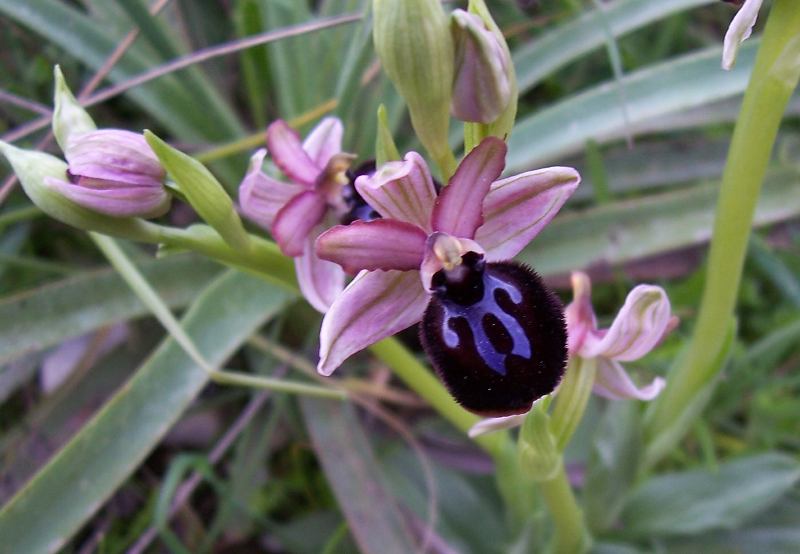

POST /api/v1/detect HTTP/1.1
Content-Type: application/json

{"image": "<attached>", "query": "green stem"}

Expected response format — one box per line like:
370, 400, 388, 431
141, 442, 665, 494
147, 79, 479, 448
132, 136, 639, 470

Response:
645, 0, 800, 462
0, 205, 42, 229
550, 356, 597, 451
156, 224, 297, 290
209, 370, 346, 400
540, 461, 589, 554
369, 338, 508, 459
433, 147, 458, 183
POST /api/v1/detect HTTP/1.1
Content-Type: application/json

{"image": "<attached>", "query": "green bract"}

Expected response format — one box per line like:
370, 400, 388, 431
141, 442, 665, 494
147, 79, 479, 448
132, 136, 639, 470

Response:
145, 131, 251, 252
518, 403, 560, 481
52, 66, 96, 151
373, 0, 456, 177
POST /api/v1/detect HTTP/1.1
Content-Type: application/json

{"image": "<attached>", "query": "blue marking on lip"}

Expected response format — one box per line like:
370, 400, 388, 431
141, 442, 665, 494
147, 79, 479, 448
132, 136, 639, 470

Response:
441, 273, 532, 376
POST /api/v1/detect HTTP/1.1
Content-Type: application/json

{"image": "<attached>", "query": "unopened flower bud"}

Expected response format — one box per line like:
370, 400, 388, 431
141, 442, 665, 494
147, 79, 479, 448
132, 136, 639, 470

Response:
458, 0, 518, 147
0, 141, 160, 242
373, 0, 455, 172
450, 9, 513, 123
45, 129, 170, 219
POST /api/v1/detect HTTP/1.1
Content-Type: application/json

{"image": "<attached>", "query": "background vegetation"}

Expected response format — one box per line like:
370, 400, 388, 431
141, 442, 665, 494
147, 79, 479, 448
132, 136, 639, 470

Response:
0, 0, 798, 552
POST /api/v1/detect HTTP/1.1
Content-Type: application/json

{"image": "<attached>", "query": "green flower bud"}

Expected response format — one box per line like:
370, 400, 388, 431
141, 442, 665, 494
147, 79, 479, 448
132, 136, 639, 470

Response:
52, 66, 96, 152
518, 402, 561, 481
373, 0, 456, 176
0, 141, 158, 242
145, 131, 250, 252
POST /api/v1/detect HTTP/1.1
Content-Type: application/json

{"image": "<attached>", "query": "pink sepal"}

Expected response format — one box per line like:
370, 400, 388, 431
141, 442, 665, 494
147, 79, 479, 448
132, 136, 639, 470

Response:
271, 189, 327, 257
295, 223, 346, 313
315, 219, 427, 274
317, 270, 428, 376
581, 284, 673, 362
593, 358, 666, 401
431, 137, 506, 239
477, 166, 580, 260
302, 117, 344, 169
266, 120, 320, 186
355, 151, 437, 231
238, 149, 304, 230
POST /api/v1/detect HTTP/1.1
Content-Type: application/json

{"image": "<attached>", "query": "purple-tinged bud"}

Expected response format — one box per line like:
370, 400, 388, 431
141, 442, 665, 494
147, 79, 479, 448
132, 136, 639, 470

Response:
450, 9, 513, 124
44, 129, 170, 219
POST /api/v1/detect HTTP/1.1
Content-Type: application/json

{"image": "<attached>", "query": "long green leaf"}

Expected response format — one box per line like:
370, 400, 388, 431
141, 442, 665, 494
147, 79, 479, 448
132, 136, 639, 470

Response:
513, 0, 715, 92
508, 41, 759, 171
0, 255, 221, 366
0, 270, 294, 553
301, 398, 417, 554
524, 167, 800, 277
621, 453, 800, 537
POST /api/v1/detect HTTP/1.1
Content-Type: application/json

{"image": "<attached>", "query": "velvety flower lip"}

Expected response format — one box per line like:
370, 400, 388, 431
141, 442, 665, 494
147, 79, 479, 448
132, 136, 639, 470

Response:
468, 271, 676, 437
722, 0, 763, 70
237, 117, 347, 313
43, 129, 169, 218
315, 136, 580, 376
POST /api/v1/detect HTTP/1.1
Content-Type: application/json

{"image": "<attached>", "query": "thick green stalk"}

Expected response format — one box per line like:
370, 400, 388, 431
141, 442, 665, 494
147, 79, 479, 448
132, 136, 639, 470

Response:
645, 0, 800, 457
369, 338, 508, 458
550, 356, 597, 451
539, 462, 590, 554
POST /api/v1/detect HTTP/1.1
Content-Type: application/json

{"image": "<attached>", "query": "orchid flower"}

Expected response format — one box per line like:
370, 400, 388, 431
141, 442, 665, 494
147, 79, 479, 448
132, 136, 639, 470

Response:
469, 271, 676, 437
44, 129, 169, 218
722, 0, 763, 70
315, 137, 581, 415
239, 117, 376, 313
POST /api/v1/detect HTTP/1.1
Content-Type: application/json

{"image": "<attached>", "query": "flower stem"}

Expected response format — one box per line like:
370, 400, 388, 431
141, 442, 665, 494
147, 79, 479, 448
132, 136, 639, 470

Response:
539, 461, 590, 554
369, 338, 508, 459
550, 356, 597, 451
645, 0, 800, 463
209, 370, 346, 399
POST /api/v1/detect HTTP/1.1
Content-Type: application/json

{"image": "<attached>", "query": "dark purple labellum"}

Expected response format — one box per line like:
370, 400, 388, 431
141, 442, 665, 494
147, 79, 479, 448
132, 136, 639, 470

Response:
420, 252, 567, 417
341, 160, 381, 225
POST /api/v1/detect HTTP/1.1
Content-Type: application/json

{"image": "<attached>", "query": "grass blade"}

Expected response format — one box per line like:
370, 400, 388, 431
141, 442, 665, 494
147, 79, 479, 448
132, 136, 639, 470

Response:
0, 270, 294, 553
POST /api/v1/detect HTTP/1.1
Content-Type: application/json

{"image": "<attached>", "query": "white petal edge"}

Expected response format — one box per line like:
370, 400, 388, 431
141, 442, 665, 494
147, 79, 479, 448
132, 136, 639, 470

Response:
593, 358, 666, 401
722, 0, 764, 70
468, 414, 527, 438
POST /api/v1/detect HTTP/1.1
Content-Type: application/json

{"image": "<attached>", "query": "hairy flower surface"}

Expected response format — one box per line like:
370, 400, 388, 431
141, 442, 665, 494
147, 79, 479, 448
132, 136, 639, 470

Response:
315, 137, 580, 414
722, 0, 763, 70
239, 117, 365, 313
43, 129, 169, 218
469, 271, 676, 436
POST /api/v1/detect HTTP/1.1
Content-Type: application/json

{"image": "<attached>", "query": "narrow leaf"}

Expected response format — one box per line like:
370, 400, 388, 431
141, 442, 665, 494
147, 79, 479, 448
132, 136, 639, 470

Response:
621, 453, 800, 537
301, 398, 417, 554
0, 271, 293, 553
